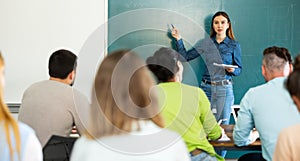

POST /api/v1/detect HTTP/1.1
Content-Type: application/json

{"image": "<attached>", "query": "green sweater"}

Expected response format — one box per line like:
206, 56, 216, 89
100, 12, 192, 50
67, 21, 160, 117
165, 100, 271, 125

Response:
157, 82, 224, 161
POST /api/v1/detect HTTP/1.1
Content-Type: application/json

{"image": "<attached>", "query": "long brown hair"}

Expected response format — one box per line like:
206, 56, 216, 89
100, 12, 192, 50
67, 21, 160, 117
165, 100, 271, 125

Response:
286, 54, 300, 99
86, 49, 164, 139
210, 11, 236, 40
0, 52, 21, 160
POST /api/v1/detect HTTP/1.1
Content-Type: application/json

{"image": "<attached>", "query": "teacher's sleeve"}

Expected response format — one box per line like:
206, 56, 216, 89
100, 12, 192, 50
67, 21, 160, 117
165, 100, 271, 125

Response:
176, 39, 200, 61
231, 42, 242, 76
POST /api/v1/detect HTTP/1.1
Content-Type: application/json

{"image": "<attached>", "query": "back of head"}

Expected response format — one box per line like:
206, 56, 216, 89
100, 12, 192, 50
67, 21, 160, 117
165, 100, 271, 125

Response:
48, 49, 77, 79
286, 54, 300, 104
281, 47, 293, 64
286, 70, 300, 99
262, 46, 289, 76
146, 47, 180, 83
88, 49, 163, 138
293, 54, 300, 70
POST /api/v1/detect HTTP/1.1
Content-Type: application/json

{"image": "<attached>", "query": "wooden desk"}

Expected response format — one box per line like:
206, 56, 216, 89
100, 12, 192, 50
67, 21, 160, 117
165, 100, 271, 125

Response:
210, 125, 261, 151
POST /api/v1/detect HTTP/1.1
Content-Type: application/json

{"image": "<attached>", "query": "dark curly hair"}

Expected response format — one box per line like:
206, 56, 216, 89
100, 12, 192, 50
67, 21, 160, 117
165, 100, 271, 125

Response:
146, 47, 180, 83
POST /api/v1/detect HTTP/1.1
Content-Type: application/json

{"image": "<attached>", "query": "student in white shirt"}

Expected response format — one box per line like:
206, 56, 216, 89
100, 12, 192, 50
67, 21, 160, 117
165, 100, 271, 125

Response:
0, 52, 42, 161
71, 49, 190, 161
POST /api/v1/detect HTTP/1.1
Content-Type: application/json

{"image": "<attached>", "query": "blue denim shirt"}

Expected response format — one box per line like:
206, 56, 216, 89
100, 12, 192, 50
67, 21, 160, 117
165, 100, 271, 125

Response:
176, 36, 242, 81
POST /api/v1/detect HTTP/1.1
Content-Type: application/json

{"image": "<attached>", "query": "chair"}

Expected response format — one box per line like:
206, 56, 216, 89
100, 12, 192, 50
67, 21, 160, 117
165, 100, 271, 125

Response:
43, 135, 77, 161
231, 105, 240, 123
238, 152, 265, 161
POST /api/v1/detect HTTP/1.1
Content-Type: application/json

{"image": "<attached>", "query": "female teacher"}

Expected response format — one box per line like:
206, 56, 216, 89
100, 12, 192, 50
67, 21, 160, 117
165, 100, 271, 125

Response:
171, 11, 242, 126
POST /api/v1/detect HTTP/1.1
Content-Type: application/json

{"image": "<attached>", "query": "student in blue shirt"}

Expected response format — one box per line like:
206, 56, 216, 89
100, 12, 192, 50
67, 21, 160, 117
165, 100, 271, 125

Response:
171, 11, 242, 128
233, 46, 300, 161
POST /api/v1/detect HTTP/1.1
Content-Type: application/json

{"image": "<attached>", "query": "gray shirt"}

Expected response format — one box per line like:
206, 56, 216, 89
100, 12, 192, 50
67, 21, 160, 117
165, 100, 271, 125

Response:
18, 80, 90, 147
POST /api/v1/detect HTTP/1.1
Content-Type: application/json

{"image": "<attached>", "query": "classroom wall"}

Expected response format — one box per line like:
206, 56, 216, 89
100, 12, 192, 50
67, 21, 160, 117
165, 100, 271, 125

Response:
1, 0, 299, 104
0, 0, 107, 103
107, 0, 300, 104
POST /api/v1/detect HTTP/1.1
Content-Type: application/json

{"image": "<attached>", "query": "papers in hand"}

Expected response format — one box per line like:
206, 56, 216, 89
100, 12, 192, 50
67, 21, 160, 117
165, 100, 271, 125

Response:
213, 63, 238, 68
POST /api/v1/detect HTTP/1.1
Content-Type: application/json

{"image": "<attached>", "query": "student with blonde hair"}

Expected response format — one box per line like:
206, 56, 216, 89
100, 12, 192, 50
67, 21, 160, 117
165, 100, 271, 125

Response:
71, 49, 190, 161
0, 52, 42, 161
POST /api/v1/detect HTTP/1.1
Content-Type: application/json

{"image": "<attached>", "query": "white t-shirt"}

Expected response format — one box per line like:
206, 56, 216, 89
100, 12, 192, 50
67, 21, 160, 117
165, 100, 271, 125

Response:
0, 122, 42, 161
22, 132, 43, 161
71, 121, 190, 161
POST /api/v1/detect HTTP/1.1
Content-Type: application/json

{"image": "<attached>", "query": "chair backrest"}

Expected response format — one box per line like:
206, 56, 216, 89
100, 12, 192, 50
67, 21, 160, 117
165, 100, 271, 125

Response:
231, 105, 240, 123
43, 135, 77, 161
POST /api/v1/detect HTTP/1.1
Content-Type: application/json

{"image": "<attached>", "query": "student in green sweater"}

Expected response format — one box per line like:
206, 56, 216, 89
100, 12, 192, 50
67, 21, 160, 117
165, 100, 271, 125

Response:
146, 47, 224, 161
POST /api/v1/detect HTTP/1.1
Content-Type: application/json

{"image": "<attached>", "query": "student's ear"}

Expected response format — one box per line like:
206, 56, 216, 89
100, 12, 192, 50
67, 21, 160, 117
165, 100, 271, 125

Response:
292, 95, 300, 111
261, 65, 267, 79
177, 61, 183, 70
261, 65, 266, 77
68, 70, 76, 81
261, 65, 271, 82
176, 61, 183, 82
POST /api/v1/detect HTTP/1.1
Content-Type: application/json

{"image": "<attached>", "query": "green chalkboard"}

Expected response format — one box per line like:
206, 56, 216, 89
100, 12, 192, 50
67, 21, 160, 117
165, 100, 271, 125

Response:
108, 0, 300, 104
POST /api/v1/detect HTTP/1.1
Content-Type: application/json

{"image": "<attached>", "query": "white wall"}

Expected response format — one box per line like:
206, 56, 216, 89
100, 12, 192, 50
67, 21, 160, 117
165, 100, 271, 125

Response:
0, 0, 107, 103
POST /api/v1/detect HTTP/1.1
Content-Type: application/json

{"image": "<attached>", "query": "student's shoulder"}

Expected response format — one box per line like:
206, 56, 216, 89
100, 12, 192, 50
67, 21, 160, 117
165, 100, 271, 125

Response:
180, 83, 197, 89
25, 80, 63, 90
181, 83, 204, 92
247, 78, 284, 94
242, 83, 279, 105
72, 87, 88, 99
17, 122, 36, 135
25, 80, 47, 89
245, 82, 268, 94
281, 124, 300, 134
277, 124, 300, 145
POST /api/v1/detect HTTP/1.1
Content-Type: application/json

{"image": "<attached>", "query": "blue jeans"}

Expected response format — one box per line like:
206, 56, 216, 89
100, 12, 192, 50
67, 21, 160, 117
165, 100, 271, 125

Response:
200, 81, 234, 158
200, 81, 234, 125
190, 152, 218, 161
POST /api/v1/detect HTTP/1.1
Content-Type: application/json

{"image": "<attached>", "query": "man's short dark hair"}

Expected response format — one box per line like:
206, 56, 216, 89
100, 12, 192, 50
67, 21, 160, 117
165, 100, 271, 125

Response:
263, 46, 290, 63
48, 49, 77, 79
263, 46, 289, 73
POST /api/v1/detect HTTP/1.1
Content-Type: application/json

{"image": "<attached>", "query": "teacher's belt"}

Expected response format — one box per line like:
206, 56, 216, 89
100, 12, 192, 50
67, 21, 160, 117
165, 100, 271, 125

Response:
202, 79, 232, 86
190, 148, 204, 156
